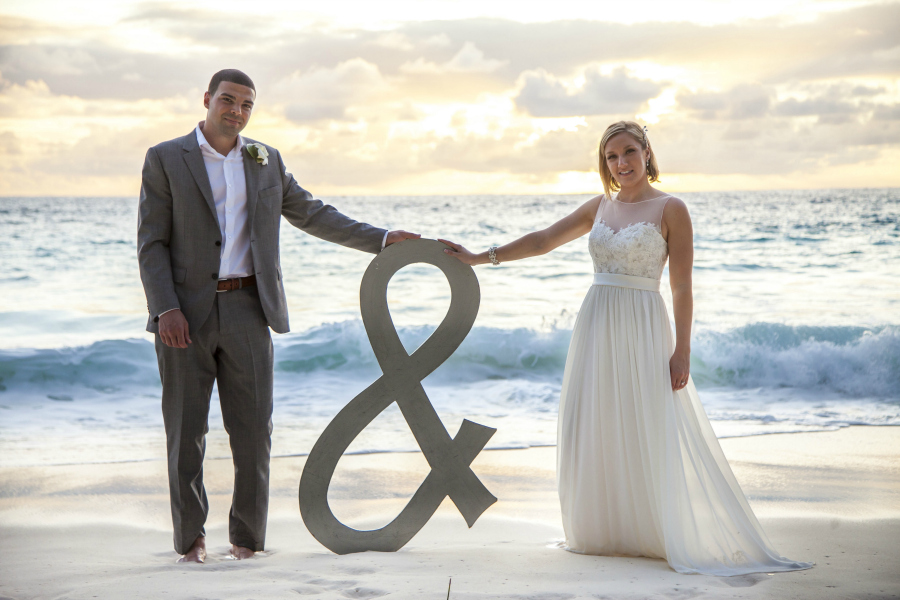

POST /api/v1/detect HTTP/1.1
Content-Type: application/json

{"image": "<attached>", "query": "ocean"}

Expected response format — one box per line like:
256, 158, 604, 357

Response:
2, 190, 898, 468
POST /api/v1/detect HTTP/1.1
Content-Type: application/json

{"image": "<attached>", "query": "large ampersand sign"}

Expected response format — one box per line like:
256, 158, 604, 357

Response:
298, 238, 497, 555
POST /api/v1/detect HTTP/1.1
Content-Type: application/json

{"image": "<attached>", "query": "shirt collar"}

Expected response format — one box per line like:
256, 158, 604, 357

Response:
195, 122, 244, 158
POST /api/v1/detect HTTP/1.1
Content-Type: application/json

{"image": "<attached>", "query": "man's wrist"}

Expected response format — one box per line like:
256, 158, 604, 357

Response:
156, 307, 180, 321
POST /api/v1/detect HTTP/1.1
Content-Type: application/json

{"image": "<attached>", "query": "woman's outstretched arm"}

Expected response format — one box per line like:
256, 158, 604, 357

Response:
664, 198, 694, 391
439, 196, 601, 266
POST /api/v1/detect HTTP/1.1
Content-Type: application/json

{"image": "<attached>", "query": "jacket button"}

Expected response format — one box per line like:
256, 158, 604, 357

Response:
215, 240, 221, 246
211, 273, 218, 279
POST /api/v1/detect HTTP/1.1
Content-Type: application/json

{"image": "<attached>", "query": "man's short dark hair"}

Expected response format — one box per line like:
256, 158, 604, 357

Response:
208, 69, 256, 96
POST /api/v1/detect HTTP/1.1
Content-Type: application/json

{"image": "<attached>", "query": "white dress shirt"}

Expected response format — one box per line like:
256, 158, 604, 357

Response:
196, 124, 254, 279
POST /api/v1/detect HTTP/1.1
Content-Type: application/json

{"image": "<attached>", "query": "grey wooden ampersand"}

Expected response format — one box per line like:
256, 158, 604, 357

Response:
298, 238, 497, 554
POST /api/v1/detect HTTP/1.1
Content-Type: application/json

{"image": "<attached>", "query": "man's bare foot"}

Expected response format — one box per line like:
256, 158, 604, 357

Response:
177, 536, 206, 563
229, 544, 256, 560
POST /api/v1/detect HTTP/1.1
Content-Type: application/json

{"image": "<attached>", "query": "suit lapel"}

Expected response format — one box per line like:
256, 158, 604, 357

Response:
242, 144, 260, 227
181, 130, 218, 222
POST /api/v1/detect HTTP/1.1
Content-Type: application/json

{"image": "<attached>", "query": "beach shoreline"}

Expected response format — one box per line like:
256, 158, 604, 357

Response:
1, 426, 898, 599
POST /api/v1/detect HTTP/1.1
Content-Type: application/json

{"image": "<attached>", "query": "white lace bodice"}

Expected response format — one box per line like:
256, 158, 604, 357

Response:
588, 195, 670, 280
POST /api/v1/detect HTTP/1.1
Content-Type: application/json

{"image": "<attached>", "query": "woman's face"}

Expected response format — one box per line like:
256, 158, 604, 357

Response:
604, 132, 649, 188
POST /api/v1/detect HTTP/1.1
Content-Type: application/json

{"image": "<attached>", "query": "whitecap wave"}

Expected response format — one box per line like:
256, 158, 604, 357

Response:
691, 323, 900, 398
1, 322, 897, 400
1, 321, 897, 467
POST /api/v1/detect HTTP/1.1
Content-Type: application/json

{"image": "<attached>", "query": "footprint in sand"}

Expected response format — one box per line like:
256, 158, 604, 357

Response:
292, 584, 324, 596
294, 579, 384, 597
659, 588, 703, 599
341, 587, 389, 599
305, 578, 358, 588
338, 566, 377, 575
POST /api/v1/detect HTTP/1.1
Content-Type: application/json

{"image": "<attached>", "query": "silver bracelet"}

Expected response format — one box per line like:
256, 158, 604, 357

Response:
488, 246, 500, 265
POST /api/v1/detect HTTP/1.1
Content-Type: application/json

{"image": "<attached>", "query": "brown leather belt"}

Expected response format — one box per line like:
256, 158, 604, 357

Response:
216, 275, 256, 292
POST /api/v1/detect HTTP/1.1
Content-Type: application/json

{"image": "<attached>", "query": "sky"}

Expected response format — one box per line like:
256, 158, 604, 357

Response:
1, 0, 899, 196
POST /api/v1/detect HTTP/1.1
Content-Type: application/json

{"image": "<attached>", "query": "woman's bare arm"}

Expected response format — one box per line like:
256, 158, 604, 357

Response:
664, 197, 694, 391
440, 196, 601, 266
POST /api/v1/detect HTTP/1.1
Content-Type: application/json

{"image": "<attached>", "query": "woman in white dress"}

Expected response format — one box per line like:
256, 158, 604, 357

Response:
440, 121, 812, 576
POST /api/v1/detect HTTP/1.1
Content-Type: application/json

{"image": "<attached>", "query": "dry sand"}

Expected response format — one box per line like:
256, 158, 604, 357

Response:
1, 426, 898, 599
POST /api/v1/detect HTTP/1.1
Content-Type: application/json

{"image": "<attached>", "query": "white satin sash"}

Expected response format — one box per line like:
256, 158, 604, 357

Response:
592, 272, 660, 293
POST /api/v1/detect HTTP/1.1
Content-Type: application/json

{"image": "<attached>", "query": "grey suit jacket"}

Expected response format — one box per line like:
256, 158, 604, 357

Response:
137, 129, 386, 335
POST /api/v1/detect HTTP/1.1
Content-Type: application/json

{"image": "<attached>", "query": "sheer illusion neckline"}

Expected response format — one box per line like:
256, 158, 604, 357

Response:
598, 220, 663, 235
610, 193, 670, 204
596, 220, 667, 245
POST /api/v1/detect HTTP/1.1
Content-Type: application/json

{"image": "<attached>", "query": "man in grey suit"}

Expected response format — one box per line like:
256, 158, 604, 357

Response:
138, 69, 418, 563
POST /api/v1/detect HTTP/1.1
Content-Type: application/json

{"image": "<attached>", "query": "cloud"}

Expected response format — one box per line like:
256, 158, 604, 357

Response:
373, 32, 416, 52
873, 104, 900, 121
4, 4, 897, 103
0, 15, 74, 43
0, 130, 21, 155
664, 79, 900, 172
275, 121, 600, 189
678, 81, 900, 127
427, 124, 598, 176
374, 32, 451, 52
275, 59, 388, 122
851, 85, 887, 97
516, 67, 664, 117
395, 5, 900, 85
121, 4, 277, 49
1, 3, 899, 195
773, 97, 861, 125
0, 121, 180, 198
400, 42, 507, 74
2, 44, 101, 77
0, 41, 213, 100
39, 126, 160, 177
678, 84, 773, 120
764, 4, 900, 81
649, 108, 900, 178
0, 72, 198, 194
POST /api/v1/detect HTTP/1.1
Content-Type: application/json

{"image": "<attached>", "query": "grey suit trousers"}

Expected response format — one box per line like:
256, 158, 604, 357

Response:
156, 286, 274, 554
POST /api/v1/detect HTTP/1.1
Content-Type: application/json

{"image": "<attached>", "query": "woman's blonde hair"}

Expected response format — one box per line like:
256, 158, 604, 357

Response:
598, 121, 659, 200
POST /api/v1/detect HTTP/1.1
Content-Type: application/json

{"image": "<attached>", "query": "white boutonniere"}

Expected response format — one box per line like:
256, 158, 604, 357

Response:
246, 143, 269, 166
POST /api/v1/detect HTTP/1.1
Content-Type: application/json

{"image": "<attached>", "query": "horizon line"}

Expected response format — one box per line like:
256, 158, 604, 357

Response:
2, 185, 900, 200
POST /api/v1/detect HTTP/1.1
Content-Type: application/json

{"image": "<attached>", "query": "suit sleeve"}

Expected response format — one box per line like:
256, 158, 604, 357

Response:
137, 147, 180, 322
277, 150, 387, 254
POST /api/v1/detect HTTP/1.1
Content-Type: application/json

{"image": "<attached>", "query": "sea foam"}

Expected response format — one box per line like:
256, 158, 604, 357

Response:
1, 322, 897, 400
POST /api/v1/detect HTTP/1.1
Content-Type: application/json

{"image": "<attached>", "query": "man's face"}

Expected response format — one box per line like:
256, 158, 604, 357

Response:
203, 81, 255, 138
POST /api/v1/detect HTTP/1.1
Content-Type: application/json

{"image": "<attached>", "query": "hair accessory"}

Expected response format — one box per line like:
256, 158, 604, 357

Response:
642, 125, 650, 144
488, 246, 500, 266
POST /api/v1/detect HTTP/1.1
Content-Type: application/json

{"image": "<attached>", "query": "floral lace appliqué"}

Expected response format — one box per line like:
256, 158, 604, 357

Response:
588, 220, 668, 280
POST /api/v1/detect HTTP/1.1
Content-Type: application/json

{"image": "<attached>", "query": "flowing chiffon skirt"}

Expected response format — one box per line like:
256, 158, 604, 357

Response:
557, 282, 813, 576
